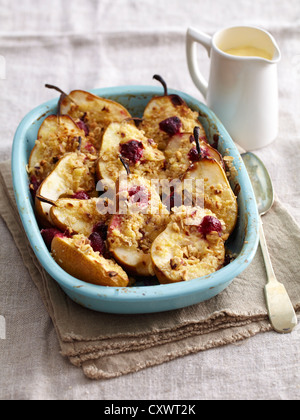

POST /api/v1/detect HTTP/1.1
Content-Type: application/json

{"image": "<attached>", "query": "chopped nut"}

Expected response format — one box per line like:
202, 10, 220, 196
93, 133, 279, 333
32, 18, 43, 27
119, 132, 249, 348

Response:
182, 270, 188, 281
108, 271, 118, 278
172, 222, 180, 233
170, 257, 183, 270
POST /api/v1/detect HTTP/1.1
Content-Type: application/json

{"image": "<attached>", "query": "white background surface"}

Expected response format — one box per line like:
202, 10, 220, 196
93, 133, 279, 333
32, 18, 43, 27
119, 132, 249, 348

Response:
0, 0, 299, 400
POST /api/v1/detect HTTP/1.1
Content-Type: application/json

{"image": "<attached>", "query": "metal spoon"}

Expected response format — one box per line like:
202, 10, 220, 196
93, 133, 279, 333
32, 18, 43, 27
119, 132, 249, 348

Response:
242, 152, 298, 334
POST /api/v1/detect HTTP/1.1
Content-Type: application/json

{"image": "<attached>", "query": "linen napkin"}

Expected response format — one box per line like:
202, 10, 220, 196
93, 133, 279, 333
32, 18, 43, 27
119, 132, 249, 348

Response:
1, 160, 300, 380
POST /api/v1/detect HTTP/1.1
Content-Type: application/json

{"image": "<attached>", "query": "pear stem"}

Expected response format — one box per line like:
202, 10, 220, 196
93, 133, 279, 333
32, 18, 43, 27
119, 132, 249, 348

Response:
153, 75, 168, 96
119, 156, 131, 175
194, 126, 202, 157
45, 84, 68, 97
36, 195, 57, 207
123, 117, 144, 126
45, 84, 78, 115
77, 136, 82, 151
45, 84, 69, 120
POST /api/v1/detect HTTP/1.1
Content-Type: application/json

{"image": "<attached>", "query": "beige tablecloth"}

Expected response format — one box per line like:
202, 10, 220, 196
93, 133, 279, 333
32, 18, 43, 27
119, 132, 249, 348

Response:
0, 0, 300, 400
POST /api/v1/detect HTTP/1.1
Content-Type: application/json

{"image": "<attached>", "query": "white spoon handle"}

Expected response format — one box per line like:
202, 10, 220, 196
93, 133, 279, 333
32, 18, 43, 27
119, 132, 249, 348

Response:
260, 218, 298, 333
259, 218, 277, 282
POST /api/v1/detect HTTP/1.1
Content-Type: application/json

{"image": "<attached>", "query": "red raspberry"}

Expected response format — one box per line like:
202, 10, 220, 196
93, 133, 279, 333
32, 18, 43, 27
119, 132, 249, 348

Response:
128, 186, 150, 207
188, 147, 202, 162
120, 140, 144, 164
159, 116, 182, 136
92, 222, 108, 241
41, 229, 65, 250
76, 120, 89, 136
29, 175, 41, 199
198, 216, 222, 237
89, 232, 106, 255
72, 191, 90, 200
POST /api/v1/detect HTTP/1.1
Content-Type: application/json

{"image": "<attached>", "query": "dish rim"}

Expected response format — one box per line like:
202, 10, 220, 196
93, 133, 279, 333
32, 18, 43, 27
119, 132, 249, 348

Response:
11, 85, 259, 305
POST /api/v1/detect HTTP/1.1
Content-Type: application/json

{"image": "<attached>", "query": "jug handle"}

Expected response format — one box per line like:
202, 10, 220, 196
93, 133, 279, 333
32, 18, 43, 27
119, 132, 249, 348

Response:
186, 27, 212, 99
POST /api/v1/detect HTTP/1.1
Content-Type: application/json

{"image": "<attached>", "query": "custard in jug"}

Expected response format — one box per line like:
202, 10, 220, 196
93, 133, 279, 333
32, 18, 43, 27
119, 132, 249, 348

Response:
224, 46, 273, 60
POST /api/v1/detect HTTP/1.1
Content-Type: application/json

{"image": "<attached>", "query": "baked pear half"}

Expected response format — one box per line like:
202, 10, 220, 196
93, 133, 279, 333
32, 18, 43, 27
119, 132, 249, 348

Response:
97, 121, 166, 182
35, 152, 97, 227
52, 234, 129, 287
50, 197, 111, 237
115, 173, 168, 215
108, 212, 169, 277
108, 174, 169, 276
151, 206, 226, 284
139, 75, 207, 151
164, 131, 224, 179
183, 158, 238, 235
59, 89, 132, 149
28, 115, 90, 185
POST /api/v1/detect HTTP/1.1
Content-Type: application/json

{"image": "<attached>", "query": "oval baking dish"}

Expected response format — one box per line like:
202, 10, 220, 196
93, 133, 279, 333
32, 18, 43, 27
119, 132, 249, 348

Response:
11, 85, 259, 314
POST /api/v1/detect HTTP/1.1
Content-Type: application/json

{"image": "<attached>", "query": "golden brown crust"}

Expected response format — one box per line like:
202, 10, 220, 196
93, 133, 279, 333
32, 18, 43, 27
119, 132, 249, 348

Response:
50, 198, 111, 237
164, 132, 224, 180
108, 212, 170, 276
97, 121, 166, 182
59, 90, 132, 149
52, 235, 129, 287
29, 87, 239, 287
183, 158, 238, 235
35, 152, 97, 228
151, 207, 226, 284
140, 95, 207, 151
28, 115, 90, 183
108, 176, 170, 276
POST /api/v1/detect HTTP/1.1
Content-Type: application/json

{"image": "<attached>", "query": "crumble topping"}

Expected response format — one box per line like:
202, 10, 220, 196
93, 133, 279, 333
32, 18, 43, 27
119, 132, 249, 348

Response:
31, 84, 238, 286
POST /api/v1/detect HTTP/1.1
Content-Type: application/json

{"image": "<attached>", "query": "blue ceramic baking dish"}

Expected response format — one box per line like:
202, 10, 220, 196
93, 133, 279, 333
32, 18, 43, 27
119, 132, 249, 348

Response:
12, 85, 259, 314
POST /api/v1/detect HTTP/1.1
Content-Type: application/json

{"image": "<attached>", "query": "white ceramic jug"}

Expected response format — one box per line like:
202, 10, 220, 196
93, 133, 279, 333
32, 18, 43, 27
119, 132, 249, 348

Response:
186, 26, 281, 150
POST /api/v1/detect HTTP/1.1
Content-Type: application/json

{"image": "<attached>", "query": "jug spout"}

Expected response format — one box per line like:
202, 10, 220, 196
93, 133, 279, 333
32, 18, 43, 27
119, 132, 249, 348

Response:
260, 28, 281, 63
269, 36, 281, 63
214, 26, 281, 63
